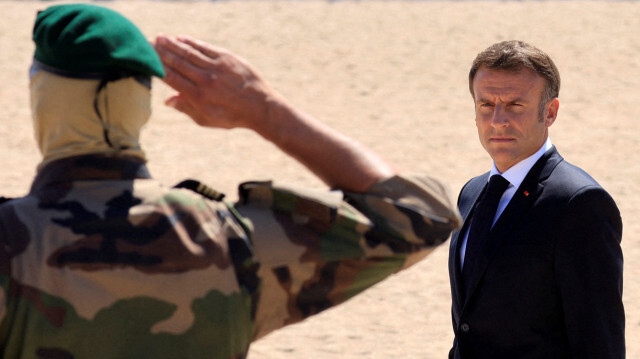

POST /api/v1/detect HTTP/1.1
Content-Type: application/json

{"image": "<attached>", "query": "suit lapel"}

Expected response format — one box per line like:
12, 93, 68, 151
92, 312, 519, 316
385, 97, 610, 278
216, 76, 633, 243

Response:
462, 147, 564, 307
450, 175, 488, 311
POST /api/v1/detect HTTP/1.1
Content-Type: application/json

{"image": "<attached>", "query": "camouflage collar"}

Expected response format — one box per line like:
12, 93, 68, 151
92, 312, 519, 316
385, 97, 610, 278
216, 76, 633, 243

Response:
31, 154, 151, 192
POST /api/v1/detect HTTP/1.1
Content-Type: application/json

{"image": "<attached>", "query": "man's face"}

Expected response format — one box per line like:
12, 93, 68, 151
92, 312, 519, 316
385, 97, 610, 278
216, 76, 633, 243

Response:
472, 67, 558, 173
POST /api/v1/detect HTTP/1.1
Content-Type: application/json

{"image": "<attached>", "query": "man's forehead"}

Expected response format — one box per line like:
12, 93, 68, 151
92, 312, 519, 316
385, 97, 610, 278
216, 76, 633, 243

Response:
473, 68, 544, 98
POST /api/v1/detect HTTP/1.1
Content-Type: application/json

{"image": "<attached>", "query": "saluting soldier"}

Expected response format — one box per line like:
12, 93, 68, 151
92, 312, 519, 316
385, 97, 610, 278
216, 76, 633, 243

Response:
0, 4, 460, 358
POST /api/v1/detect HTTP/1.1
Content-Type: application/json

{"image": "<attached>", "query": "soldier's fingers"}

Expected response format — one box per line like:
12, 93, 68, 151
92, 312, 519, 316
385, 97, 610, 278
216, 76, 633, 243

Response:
176, 35, 225, 61
177, 36, 260, 80
155, 35, 217, 84
159, 62, 199, 97
156, 35, 216, 67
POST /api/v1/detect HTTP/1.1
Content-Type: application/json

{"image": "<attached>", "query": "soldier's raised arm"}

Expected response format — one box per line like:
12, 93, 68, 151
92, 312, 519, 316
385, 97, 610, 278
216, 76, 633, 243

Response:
153, 35, 395, 193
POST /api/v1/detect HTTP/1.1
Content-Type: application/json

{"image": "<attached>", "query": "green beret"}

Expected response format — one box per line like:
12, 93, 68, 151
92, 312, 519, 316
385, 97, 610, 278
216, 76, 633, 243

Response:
33, 4, 165, 78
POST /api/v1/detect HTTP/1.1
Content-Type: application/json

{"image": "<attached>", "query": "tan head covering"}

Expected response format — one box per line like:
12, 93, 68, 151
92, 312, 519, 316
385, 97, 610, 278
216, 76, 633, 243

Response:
30, 69, 151, 168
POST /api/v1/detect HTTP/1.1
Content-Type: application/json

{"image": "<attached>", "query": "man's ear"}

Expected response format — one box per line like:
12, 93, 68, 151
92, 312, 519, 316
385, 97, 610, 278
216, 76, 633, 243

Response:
544, 98, 559, 127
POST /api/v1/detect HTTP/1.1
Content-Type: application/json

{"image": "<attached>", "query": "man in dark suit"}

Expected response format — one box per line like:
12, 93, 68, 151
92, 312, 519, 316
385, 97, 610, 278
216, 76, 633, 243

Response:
448, 40, 624, 359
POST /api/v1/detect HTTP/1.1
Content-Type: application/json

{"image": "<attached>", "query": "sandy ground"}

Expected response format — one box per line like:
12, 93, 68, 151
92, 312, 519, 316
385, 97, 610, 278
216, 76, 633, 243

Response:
1, 1, 638, 357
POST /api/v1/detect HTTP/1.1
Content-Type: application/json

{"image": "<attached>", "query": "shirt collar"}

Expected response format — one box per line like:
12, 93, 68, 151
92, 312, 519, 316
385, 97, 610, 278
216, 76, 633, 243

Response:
489, 137, 553, 188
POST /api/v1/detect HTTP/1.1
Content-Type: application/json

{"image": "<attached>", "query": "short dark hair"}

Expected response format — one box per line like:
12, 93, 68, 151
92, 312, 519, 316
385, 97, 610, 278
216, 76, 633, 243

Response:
469, 40, 561, 115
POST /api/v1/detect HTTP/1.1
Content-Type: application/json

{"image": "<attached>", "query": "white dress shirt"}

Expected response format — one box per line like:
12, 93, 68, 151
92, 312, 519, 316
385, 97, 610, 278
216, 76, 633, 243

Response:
460, 137, 554, 268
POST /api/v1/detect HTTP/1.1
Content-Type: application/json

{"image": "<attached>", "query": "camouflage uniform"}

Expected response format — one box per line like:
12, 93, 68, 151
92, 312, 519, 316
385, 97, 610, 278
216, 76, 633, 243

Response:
0, 154, 460, 358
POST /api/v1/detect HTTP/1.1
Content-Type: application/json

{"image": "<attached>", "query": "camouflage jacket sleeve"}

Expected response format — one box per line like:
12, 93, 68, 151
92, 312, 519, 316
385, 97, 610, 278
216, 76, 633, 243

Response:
232, 174, 461, 340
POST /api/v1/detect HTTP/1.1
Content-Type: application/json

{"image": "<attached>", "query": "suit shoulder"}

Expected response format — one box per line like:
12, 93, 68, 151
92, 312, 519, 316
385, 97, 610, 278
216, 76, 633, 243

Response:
460, 173, 489, 196
547, 160, 620, 209
456, 172, 489, 210
551, 160, 604, 190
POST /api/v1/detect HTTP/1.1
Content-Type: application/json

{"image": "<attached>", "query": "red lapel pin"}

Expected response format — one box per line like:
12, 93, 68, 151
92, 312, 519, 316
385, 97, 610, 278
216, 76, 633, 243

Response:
524, 191, 530, 196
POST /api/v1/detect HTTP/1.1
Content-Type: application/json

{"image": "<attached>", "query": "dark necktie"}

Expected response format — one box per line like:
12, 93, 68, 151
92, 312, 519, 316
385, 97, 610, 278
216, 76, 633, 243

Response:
462, 175, 510, 292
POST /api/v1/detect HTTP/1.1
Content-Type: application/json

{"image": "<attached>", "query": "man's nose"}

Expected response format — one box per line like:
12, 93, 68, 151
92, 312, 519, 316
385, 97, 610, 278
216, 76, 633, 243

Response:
490, 105, 509, 127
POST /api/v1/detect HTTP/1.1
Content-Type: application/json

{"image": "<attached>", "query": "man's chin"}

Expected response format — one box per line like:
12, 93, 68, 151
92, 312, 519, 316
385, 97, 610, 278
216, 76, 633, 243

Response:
485, 145, 515, 159
487, 150, 519, 169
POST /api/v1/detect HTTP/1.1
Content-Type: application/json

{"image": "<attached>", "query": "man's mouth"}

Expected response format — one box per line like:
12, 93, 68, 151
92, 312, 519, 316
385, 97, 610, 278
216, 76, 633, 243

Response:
489, 136, 515, 143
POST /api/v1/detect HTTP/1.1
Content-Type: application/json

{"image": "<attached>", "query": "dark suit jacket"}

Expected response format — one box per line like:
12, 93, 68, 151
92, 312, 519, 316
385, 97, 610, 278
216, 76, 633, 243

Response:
448, 147, 624, 359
